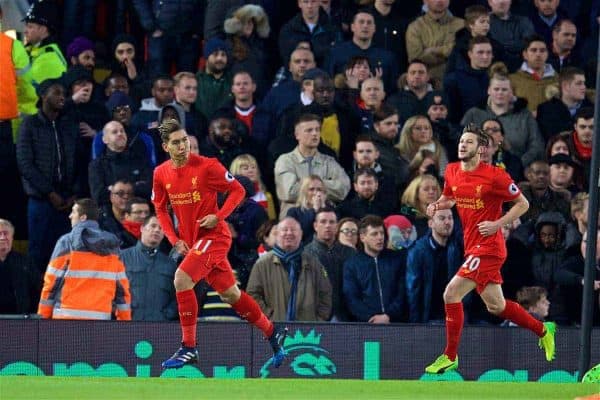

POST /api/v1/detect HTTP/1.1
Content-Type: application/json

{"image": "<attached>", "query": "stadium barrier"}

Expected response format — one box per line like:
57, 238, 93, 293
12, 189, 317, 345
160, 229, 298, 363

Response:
0, 319, 596, 381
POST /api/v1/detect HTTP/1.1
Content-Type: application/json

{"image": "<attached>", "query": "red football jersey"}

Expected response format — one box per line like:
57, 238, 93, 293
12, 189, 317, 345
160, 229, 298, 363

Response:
443, 162, 520, 258
152, 154, 243, 246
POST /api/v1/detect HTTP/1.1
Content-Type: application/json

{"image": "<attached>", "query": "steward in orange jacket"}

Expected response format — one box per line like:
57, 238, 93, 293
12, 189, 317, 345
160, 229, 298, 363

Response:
38, 199, 131, 320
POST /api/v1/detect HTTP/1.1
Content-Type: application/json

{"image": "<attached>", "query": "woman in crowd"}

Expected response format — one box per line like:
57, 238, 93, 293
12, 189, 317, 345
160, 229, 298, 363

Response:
396, 115, 448, 177
286, 175, 332, 243
399, 174, 441, 237
230, 154, 276, 220
336, 217, 360, 249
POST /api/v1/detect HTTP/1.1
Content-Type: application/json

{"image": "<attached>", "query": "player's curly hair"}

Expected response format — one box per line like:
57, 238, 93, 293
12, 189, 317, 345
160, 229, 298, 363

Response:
158, 118, 183, 143
462, 123, 490, 147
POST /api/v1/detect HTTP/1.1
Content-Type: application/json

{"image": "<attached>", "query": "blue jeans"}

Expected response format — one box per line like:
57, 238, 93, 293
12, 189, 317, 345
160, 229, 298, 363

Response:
27, 198, 71, 273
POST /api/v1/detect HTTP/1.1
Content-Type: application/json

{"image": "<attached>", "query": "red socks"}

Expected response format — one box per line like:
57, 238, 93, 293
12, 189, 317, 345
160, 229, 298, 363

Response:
500, 300, 545, 337
176, 290, 198, 347
232, 291, 274, 338
444, 302, 464, 361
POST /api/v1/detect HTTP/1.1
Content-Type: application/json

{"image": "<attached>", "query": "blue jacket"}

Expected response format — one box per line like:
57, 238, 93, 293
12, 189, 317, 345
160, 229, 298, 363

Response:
343, 248, 407, 322
406, 230, 463, 323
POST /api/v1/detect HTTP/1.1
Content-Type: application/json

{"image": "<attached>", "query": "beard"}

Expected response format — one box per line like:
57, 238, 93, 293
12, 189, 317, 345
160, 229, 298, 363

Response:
459, 149, 478, 162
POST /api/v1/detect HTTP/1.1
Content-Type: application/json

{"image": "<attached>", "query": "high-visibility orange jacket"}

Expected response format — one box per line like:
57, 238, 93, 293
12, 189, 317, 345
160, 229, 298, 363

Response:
0, 32, 18, 120
38, 220, 132, 320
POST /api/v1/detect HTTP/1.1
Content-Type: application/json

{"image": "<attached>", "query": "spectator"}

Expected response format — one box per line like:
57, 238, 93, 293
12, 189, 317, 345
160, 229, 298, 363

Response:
386, 60, 433, 126
336, 217, 360, 249
279, 0, 339, 67
216, 70, 271, 150
230, 154, 277, 220
425, 91, 460, 161
548, 19, 582, 72
350, 135, 397, 207
61, 65, 109, 158
371, 104, 409, 192
368, 0, 409, 74
260, 48, 316, 123
199, 116, 247, 169
247, 217, 333, 321
22, 0, 67, 87
337, 168, 396, 220
503, 286, 550, 326
273, 71, 361, 170
325, 9, 398, 94
66, 36, 95, 72
400, 174, 442, 238
509, 35, 558, 113
518, 160, 572, 222
444, 36, 493, 124
121, 215, 178, 321
530, 0, 566, 47
98, 179, 136, 248
384, 215, 417, 251
406, 209, 463, 323
173, 72, 207, 139
545, 131, 573, 160
38, 198, 131, 320
113, 197, 151, 250
195, 38, 233, 121
103, 72, 130, 101
256, 220, 278, 257
343, 215, 407, 323
305, 207, 356, 321
487, 0, 535, 72
286, 175, 332, 243
334, 55, 372, 91
461, 63, 544, 167
275, 113, 350, 217
353, 77, 386, 136
570, 192, 589, 235
405, 0, 464, 83
564, 107, 594, 190
397, 115, 448, 176
17, 79, 84, 273
548, 153, 582, 197
481, 118, 524, 183
224, 4, 272, 98
407, 149, 440, 182
536, 67, 591, 141
132, 0, 202, 78
109, 34, 148, 104
556, 227, 600, 325
446, 5, 505, 74
130, 75, 174, 135
0, 219, 40, 314
528, 211, 577, 324
88, 121, 153, 207
226, 175, 268, 289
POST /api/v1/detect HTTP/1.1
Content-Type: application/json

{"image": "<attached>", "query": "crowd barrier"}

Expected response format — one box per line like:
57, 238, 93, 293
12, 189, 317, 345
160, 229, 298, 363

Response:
0, 319, 596, 382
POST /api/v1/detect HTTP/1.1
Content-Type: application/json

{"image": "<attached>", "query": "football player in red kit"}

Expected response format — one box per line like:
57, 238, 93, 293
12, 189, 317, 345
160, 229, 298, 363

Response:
424, 124, 556, 374
152, 119, 287, 369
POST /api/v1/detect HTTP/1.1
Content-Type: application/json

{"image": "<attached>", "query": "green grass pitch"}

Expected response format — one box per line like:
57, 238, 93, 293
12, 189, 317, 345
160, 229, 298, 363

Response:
1, 377, 599, 400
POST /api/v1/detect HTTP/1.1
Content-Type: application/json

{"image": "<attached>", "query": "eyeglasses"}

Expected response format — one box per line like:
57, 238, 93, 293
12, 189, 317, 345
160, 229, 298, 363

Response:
112, 191, 134, 198
340, 228, 358, 235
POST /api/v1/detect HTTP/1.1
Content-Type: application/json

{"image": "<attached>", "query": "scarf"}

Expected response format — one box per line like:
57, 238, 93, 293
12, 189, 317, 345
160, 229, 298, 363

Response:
272, 245, 303, 321
122, 220, 142, 239
573, 131, 592, 160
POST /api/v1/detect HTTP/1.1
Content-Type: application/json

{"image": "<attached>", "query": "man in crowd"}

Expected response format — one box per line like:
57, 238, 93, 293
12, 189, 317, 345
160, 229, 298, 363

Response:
304, 208, 355, 321
247, 217, 332, 321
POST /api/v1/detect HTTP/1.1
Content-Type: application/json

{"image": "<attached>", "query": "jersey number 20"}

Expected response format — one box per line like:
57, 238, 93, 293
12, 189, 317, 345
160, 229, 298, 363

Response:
462, 255, 481, 271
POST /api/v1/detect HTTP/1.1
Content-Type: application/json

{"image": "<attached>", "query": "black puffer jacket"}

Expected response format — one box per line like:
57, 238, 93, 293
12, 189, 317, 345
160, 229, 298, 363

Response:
88, 148, 153, 206
17, 111, 83, 199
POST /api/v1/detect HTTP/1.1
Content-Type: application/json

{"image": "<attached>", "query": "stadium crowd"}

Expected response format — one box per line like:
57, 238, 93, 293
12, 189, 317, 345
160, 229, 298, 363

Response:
0, 0, 599, 327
